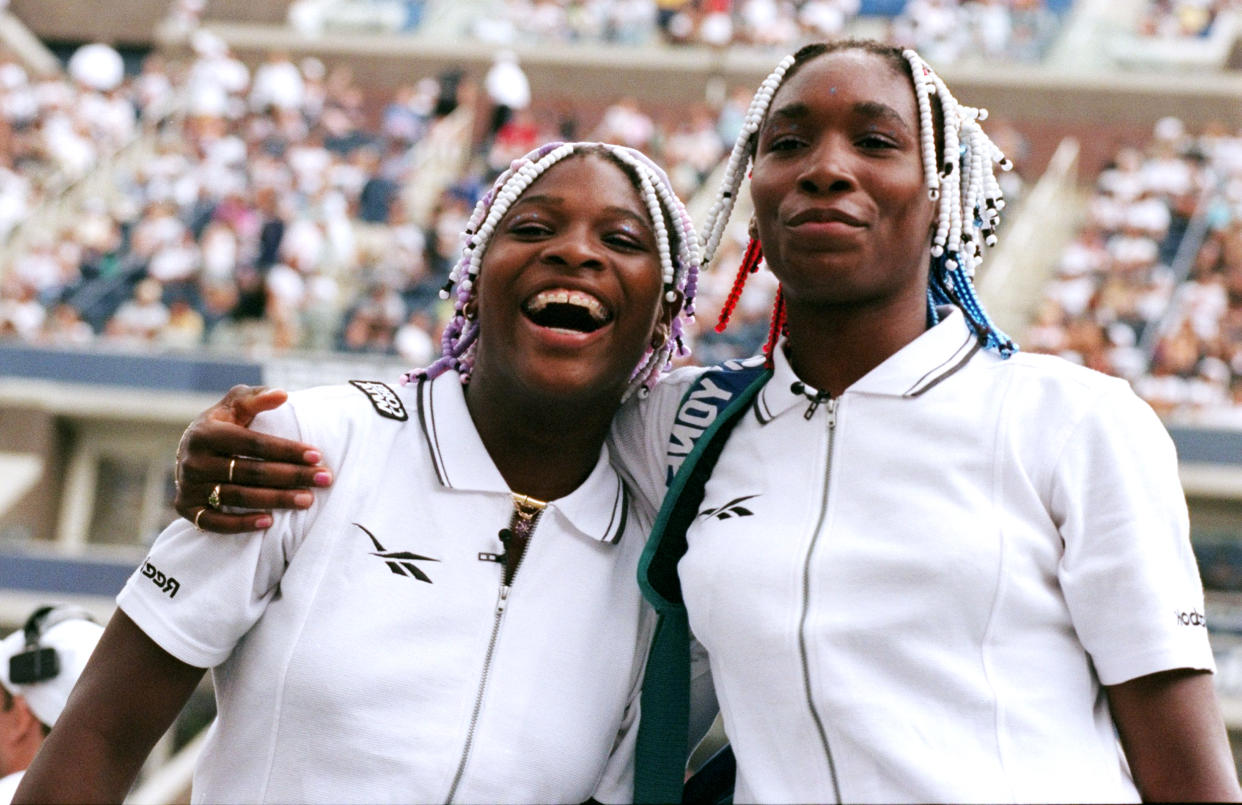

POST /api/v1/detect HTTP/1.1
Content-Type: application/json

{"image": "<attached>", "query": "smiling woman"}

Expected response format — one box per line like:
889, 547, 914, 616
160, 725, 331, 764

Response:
419, 143, 696, 401
13, 143, 703, 805
609, 39, 1242, 803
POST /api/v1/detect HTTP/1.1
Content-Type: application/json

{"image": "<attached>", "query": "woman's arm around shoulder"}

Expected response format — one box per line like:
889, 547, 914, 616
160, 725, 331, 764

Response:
13, 610, 205, 804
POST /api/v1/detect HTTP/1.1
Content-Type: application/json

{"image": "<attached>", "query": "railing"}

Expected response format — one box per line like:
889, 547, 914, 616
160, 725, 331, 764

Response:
1136, 179, 1221, 357
403, 103, 476, 228
977, 136, 1081, 338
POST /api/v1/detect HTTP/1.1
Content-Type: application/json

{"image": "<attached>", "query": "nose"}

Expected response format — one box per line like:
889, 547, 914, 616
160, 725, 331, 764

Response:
797, 137, 856, 195
542, 227, 605, 270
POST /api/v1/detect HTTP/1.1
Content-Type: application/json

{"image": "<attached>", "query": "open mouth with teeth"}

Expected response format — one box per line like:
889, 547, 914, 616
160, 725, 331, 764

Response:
522, 289, 612, 334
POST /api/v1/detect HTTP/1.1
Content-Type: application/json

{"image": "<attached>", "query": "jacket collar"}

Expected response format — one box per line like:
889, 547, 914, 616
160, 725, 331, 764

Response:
413, 373, 629, 544
756, 306, 982, 422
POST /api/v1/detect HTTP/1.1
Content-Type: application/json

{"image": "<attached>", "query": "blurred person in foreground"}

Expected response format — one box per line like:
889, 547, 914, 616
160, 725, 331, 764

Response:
0, 607, 103, 803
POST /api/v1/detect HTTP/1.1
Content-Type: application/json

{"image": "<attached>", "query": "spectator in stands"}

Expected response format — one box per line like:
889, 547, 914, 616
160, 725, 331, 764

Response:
394, 308, 437, 365
249, 52, 305, 114
106, 278, 170, 344
162, 299, 207, 349
0, 607, 104, 804
663, 105, 726, 197
483, 50, 531, 140
487, 107, 543, 174
0, 280, 43, 341
1140, 0, 1233, 37
38, 303, 94, 347
594, 96, 655, 150
381, 83, 432, 145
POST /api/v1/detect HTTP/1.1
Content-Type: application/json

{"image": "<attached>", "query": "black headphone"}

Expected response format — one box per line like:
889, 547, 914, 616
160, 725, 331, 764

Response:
8, 605, 98, 685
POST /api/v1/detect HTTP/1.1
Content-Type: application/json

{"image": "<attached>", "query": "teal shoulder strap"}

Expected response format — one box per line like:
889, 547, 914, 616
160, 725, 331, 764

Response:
633, 359, 771, 804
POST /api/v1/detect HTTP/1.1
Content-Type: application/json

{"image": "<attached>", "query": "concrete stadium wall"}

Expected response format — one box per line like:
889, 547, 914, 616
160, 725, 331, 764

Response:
9, 0, 289, 44
9, 0, 169, 46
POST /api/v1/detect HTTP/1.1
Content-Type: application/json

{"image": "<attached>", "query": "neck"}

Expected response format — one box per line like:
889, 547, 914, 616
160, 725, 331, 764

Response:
463, 374, 620, 501
781, 291, 930, 397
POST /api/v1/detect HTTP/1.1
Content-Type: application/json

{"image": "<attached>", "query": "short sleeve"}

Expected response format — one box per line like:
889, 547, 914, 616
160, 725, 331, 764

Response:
1052, 384, 1215, 685
609, 368, 704, 513
116, 404, 308, 669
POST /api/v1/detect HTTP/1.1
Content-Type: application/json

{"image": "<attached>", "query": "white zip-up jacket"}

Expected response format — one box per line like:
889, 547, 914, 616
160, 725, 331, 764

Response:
611, 307, 1214, 803
119, 374, 654, 804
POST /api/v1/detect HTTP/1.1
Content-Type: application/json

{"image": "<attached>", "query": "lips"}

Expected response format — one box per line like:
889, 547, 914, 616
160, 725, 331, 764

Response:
521, 288, 613, 333
787, 207, 867, 228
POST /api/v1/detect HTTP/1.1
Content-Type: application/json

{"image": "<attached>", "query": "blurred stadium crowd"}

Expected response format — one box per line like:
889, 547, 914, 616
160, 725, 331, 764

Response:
1, 0, 1242, 425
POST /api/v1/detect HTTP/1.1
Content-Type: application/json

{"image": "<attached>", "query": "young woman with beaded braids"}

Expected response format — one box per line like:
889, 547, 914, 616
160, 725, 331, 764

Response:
151, 41, 1236, 803
15, 142, 707, 804
608, 39, 1237, 802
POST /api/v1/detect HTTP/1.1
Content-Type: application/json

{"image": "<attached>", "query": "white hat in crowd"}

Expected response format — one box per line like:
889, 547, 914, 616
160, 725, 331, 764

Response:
0, 610, 104, 727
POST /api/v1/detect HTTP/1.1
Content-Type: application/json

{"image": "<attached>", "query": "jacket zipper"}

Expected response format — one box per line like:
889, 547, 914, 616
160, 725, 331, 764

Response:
798, 397, 841, 803
445, 493, 547, 803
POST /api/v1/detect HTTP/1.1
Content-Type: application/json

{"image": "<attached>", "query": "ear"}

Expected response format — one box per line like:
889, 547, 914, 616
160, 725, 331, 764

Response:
748, 216, 759, 242
652, 291, 683, 348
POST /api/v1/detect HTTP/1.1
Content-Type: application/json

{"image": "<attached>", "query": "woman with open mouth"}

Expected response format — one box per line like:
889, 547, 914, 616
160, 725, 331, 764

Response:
14, 142, 703, 805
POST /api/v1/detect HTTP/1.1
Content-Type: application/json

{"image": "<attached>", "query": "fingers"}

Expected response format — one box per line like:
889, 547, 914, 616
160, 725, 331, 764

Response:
182, 420, 323, 467
219, 455, 331, 491
225, 386, 289, 427
185, 507, 275, 535
176, 457, 328, 510
175, 481, 319, 534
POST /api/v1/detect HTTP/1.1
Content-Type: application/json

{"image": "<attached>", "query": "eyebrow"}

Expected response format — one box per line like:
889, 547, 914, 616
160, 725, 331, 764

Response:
853, 101, 914, 134
764, 100, 914, 135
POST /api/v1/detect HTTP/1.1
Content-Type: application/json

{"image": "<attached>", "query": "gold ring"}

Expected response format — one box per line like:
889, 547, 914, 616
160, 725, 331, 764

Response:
228, 458, 237, 483
193, 507, 207, 529
208, 484, 222, 510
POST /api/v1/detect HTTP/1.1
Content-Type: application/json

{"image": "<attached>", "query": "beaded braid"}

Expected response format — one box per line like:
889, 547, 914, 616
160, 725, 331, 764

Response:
903, 48, 1016, 355
704, 40, 1018, 359
716, 237, 764, 333
403, 141, 701, 401
700, 53, 795, 271
762, 284, 786, 368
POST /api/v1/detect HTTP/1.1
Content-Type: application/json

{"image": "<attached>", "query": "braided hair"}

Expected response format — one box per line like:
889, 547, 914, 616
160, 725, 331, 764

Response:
706, 39, 1017, 362
404, 142, 701, 401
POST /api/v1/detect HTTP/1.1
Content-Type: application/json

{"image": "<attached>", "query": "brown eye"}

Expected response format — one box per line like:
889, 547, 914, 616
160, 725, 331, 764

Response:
508, 220, 552, 237
858, 134, 898, 150
765, 135, 804, 153
606, 230, 648, 251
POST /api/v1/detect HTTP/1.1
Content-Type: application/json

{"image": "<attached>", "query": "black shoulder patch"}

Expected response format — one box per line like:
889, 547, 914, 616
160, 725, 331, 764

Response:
349, 380, 409, 421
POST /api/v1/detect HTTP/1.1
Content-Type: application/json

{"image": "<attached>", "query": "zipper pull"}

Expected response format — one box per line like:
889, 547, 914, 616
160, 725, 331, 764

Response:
478, 528, 515, 565
826, 398, 839, 429
792, 381, 832, 420
496, 585, 510, 615
803, 396, 824, 420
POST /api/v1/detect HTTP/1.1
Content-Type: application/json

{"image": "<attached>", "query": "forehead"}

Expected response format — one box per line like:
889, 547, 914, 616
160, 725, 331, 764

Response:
770, 50, 917, 123
513, 153, 649, 216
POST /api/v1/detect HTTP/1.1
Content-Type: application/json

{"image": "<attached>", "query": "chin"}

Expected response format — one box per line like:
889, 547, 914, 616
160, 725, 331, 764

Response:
523, 364, 630, 404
